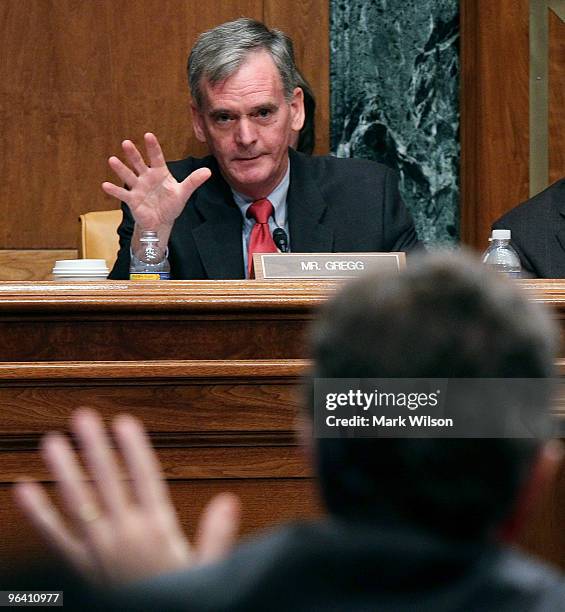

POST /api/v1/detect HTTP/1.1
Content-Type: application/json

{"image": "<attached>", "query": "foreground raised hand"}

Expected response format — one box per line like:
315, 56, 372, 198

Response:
102, 132, 211, 235
13, 409, 240, 586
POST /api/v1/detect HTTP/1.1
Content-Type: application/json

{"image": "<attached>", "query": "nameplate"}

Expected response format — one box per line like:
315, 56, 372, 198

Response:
253, 253, 406, 280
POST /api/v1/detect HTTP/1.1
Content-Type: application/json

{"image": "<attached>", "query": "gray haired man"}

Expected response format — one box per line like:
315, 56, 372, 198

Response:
105, 18, 420, 280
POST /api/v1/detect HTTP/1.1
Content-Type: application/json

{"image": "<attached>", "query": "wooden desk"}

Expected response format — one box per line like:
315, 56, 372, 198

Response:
0, 280, 330, 570
0, 280, 563, 570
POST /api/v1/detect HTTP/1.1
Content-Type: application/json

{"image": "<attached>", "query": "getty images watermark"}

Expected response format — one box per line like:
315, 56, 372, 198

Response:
313, 379, 560, 438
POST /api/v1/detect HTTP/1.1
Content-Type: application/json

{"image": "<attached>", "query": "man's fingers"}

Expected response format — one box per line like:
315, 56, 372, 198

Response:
144, 132, 167, 168
194, 492, 240, 564
179, 167, 212, 201
108, 156, 138, 188
72, 408, 129, 518
122, 139, 148, 175
41, 432, 100, 529
13, 481, 90, 574
112, 414, 174, 515
101, 181, 130, 203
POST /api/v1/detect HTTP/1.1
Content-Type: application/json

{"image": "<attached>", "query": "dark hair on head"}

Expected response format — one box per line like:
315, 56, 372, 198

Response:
294, 70, 316, 155
188, 18, 299, 109
310, 251, 556, 540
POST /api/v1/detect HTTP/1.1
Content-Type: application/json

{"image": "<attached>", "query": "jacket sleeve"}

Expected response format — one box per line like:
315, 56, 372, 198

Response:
107, 202, 135, 280
382, 167, 423, 253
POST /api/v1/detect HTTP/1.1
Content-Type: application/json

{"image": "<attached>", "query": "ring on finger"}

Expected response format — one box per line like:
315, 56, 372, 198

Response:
77, 502, 100, 523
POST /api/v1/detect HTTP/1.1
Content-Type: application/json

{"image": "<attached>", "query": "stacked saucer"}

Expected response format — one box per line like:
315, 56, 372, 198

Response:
52, 259, 109, 281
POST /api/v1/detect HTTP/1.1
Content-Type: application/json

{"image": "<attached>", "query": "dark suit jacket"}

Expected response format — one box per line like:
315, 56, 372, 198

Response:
109, 149, 421, 279
492, 179, 565, 278
124, 521, 565, 611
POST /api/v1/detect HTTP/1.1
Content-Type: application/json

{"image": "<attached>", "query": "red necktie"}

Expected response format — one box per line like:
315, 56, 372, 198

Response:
246, 198, 278, 278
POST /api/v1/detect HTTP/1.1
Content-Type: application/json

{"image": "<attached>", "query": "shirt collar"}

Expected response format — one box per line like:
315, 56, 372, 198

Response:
231, 161, 290, 228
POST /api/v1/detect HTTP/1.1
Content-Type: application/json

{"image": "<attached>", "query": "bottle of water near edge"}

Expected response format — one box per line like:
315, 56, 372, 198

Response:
482, 229, 521, 278
129, 230, 171, 280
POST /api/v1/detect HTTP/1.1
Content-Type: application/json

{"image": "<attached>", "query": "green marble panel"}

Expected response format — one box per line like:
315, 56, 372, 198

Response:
331, 0, 460, 246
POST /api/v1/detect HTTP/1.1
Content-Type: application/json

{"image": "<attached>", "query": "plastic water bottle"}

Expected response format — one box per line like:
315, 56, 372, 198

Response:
482, 229, 521, 278
129, 230, 170, 280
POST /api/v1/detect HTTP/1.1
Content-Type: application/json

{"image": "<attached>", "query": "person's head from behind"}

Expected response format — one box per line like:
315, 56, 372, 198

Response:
309, 252, 561, 542
188, 18, 305, 199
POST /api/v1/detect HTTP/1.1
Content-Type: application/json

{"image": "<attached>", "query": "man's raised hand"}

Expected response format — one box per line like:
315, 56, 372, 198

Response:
101, 133, 211, 231
13, 409, 240, 586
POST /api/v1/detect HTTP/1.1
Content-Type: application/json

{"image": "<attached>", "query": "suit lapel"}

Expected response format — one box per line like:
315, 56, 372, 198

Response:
287, 149, 334, 252
191, 170, 244, 279
190, 150, 334, 277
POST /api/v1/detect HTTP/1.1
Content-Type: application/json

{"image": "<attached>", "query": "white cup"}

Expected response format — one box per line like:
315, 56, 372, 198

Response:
52, 259, 109, 281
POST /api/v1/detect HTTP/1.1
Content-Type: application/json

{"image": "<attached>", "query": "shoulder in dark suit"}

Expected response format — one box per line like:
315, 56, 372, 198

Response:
492, 179, 565, 278
123, 521, 565, 612
109, 149, 421, 280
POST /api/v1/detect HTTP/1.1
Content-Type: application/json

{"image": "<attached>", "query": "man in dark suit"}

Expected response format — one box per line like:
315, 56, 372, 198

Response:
492, 178, 565, 278
105, 18, 419, 280
14, 253, 565, 610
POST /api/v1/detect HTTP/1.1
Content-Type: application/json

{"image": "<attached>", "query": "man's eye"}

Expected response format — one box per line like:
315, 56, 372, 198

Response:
214, 114, 232, 123
255, 108, 273, 120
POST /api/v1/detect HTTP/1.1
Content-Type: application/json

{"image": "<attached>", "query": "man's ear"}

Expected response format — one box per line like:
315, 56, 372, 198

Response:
498, 439, 564, 542
289, 86, 305, 133
191, 103, 207, 143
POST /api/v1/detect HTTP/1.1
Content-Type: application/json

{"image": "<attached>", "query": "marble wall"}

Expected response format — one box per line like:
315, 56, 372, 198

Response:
330, 0, 460, 246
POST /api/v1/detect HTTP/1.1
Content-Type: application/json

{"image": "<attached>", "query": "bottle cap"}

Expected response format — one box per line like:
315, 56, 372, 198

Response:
491, 229, 511, 240
140, 230, 159, 242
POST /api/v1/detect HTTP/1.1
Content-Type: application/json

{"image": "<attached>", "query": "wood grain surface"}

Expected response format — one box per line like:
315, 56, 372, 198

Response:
460, 0, 530, 251
461, 0, 565, 250
549, 9, 565, 184
265, 0, 330, 153
0, 250, 77, 281
0, 379, 302, 435
0, 477, 322, 571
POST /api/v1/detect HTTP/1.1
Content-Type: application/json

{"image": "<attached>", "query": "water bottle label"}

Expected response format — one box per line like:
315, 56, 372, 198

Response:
129, 272, 171, 280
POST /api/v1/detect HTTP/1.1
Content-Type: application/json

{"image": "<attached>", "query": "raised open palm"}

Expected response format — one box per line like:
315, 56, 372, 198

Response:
102, 132, 211, 230
13, 409, 241, 586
